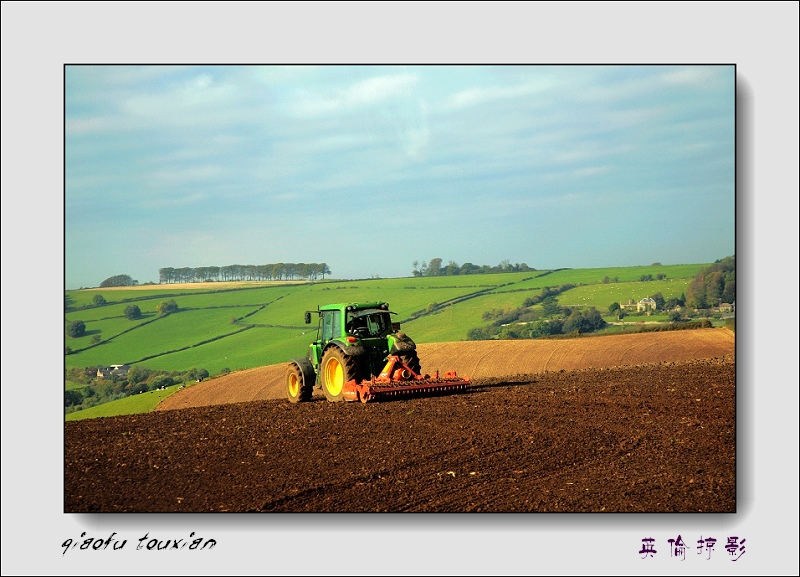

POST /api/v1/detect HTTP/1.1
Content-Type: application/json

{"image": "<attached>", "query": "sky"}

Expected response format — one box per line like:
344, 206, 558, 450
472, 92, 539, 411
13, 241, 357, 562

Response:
64, 64, 735, 288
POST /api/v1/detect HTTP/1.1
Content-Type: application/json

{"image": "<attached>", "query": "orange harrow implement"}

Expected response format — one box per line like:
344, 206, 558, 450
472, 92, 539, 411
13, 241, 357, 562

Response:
342, 354, 471, 403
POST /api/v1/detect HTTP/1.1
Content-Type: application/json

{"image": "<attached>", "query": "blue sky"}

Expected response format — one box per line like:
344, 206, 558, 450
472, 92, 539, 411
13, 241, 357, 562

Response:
65, 64, 735, 288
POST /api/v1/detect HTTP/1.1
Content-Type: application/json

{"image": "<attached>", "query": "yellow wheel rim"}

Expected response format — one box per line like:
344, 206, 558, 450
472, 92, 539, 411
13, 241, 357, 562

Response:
324, 357, 344, 396
288, 372, 299, 397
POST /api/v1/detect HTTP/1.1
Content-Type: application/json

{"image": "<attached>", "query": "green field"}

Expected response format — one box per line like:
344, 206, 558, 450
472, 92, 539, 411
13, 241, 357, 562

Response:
66, 384, 184, 421
557, 279, 691, 308
65, 263, 709, 376
64, 263, 730, 420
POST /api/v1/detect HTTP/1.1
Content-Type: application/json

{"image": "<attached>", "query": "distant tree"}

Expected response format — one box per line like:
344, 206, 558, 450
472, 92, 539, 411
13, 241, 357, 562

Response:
100, 274, 138, 287
159, 267, 176, 284
529, 321, 553, 337
669, 310, 682, 322
127, 366, 152, 385
188, 367, 210, 382
686, 255, 735, 309
608, 302, 620, 315
91, 335, 101, 345
583, 308, 606, 331
443, 260, 460, 276
639, 274, 654, 282
466, 327, 492, 340
460, 262, 480, 275
156, 299, 179, 316
705, 271, 726, 305
147, 374, 175, 389
541, 296, 561, 318
548, 318, 565, 334
124, 304, 142, 320
561, 310, 584, 334
649, 292, 665, 311
427, 258, 443, 276
686, 276, 708, 309
721, 279, 736, 304
92, 294, 106, 305
65, 389, 84, 407
651, 262, 663, 266
562, 308, 605, 334
67, 320, 86, 338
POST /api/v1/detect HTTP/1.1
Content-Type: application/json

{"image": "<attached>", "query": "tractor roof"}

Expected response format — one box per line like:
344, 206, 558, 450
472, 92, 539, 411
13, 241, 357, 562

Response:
318, 302, 390, 312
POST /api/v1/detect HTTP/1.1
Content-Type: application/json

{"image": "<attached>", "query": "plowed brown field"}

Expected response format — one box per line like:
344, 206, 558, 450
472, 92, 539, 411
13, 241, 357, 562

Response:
65, 328, 736, 513
156, 328, 735, 410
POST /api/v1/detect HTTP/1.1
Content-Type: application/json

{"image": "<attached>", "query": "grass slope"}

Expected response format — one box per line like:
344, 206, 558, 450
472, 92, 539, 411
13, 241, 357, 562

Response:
65, 384, 183, 421
65, 264, 709, 378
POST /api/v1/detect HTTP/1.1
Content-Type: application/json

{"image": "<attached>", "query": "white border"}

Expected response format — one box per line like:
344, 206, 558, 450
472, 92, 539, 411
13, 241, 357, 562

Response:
2, 2, 798, 575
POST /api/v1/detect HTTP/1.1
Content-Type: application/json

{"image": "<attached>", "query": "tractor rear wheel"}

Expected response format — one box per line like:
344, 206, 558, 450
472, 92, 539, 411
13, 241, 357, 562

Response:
396, 350, 422, 376
286, 362, 313, 403
320, 347, 360, 402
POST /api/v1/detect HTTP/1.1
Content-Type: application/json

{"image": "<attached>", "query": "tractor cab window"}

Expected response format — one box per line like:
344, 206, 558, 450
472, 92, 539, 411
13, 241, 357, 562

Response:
321, 310, 341, 342
367, 312, 391, 336
347, 310, 391, 337
346, 313, 367, 334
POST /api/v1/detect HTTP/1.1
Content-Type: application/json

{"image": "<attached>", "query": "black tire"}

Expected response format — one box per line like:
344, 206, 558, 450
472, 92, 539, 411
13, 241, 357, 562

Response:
320, 347, 361, 402
396, 350, 422, 376
286, 362, 313, 403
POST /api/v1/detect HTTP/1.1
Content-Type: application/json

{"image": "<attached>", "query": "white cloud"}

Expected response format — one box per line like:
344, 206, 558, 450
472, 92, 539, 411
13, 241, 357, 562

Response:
402, 124, 430, 157
128, 83, 233, 115
291, 73, 419, 117
659, 67, 722, 87
573, 165, 611, 177
138, 192, 207, 209
681, 141, 714, 153
347, 74, 418, 106
149, 165, 223, 186
440, 77, 555, 111
65, 115, 115, 136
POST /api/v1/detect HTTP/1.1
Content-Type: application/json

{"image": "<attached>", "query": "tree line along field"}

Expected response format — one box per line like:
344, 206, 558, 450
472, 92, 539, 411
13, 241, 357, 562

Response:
64, 263, 711, 381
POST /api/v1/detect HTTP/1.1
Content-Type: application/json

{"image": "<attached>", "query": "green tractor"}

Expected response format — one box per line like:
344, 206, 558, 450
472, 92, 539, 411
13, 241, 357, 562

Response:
286, 301, 469, 403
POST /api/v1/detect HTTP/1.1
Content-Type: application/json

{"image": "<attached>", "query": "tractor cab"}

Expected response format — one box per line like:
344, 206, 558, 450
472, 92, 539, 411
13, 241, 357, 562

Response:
345, 309, 394, 338
305, 302, 396, 347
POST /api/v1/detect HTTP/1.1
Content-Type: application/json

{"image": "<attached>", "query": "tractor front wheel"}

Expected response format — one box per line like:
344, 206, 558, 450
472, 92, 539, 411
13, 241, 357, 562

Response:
286, 362, 313, 403
320, 347, 360, 402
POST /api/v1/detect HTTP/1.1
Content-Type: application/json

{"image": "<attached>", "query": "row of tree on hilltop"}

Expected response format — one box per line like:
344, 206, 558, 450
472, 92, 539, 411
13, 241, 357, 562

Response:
412, 258, 534, 277
158, 263, 331, 284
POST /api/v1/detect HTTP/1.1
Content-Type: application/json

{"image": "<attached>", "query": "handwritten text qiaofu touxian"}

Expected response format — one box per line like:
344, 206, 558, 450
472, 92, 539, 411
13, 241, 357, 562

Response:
61, 532, 216, 555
